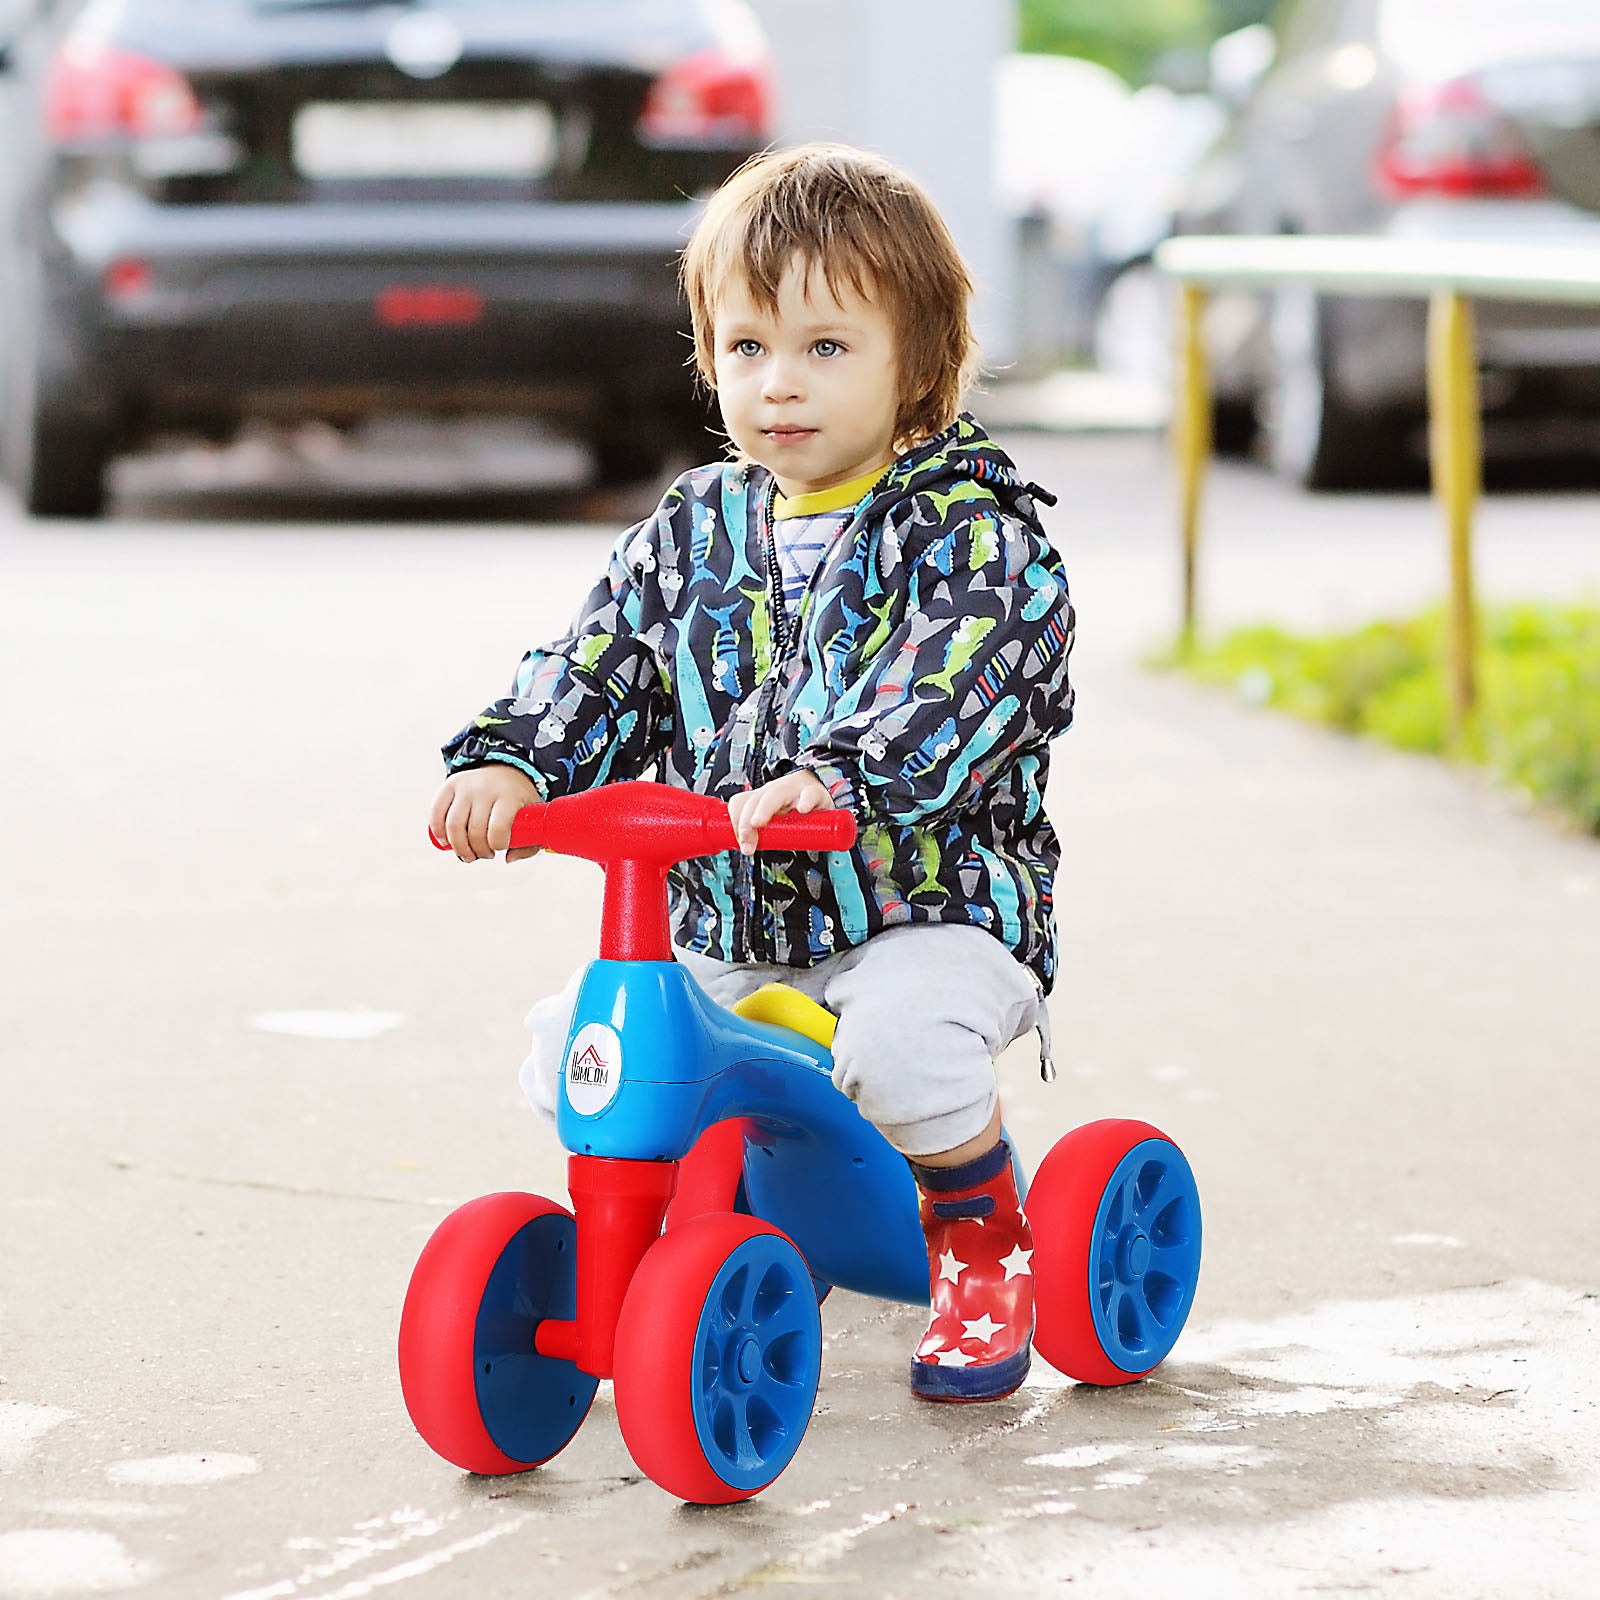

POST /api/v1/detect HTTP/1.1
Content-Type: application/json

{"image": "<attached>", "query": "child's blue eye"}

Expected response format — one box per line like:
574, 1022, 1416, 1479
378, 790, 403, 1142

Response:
813, 339, 842, 358
734, 339, 762, 358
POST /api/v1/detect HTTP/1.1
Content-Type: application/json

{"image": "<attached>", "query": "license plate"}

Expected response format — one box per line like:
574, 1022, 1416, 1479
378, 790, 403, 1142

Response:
292, 102, 556, 180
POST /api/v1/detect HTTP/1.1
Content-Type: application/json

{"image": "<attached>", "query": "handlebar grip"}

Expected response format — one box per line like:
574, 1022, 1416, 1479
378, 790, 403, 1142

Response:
428, 804, 547, 852
507, 804, 547, 852
429, 788, 856, 858
710, 809, 858, 853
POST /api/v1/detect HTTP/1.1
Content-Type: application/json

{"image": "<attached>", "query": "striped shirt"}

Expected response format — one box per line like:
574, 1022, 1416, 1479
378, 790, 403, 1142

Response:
771, 465, 888, 614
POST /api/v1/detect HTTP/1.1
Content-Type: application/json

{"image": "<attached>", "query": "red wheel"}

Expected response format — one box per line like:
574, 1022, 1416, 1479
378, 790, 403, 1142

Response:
613, 1213, 822, 1504
399, 1192, 596, 1474
1028, 1120, 1202, 1386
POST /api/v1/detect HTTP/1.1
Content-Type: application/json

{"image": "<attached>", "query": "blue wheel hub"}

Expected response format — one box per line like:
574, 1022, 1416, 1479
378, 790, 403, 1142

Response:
692, 1234, 821, 1492
1090, 1139, 1202, 1374
474, 1212, 598, 1463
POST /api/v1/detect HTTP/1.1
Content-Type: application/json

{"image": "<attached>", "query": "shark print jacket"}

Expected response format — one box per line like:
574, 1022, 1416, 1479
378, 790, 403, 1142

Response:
442, 413, 1077, 990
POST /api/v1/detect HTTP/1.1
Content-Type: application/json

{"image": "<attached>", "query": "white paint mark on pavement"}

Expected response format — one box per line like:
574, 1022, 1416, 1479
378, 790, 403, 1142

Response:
221, 1509, 448, 1600
791, 1505, 908, 1571
1094, 1469, 1149, 1489
999, 1281, 1600, 1596
1391, 1232, 1467, 1248
1227, 1383, 1400, 1417
0, 1530, 154, 1595
1025, 1443, 1126, 1471
26, 1502, 184, 1523
106, 1453, 259, 1487
242, 1516, 534, 1600
1002, 1499, 1076, 1517
1153, 1442, 1271, 1472
0, 1404, 72, 1471
250, 1011, 404, 1040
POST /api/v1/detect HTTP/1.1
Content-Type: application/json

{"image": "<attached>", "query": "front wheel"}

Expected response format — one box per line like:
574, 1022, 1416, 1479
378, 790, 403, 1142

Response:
613, 1213, 821, 1504
1027, 1119, 1202, 1386
398, 1191, 597, 1475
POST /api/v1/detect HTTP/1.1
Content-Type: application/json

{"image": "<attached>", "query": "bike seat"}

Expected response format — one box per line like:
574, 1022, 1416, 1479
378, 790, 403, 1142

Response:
732, 984, 837, 1051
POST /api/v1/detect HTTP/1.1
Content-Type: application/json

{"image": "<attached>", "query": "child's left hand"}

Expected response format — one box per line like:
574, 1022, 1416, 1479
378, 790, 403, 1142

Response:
729, 770, 835, 855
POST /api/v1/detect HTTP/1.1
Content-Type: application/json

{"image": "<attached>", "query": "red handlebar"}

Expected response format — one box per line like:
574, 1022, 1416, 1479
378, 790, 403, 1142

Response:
434, 781, 857, 961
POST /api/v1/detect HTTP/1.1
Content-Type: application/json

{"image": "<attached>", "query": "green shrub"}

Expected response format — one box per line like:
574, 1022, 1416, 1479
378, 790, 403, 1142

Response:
1166, 603, 1600, 835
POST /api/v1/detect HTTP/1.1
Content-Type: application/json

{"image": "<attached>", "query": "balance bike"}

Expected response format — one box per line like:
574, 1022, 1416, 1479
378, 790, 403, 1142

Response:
400, 782, 1201, 1503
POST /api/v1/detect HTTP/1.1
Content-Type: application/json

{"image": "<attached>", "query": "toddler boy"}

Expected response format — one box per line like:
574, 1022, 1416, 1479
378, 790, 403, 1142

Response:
429, 143, 1075, 1401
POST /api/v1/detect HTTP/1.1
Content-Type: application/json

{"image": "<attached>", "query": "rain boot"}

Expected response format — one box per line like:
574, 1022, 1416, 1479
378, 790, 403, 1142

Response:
908, 1139, 1034, 1401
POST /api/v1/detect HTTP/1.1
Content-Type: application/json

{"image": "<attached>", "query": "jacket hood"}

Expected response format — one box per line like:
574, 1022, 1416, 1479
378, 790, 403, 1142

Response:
867, 411, 1058, 520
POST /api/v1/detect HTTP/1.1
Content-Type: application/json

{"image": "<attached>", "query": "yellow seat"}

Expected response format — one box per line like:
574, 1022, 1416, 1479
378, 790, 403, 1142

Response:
732, 983, 837, 1050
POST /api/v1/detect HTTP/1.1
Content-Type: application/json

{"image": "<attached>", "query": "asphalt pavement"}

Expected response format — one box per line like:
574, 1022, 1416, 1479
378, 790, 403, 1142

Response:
2, 425, 1598, 1598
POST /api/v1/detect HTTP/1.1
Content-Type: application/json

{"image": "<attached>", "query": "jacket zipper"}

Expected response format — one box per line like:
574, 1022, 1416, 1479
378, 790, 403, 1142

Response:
752, 473, 863, 964
749, 477, 784, 964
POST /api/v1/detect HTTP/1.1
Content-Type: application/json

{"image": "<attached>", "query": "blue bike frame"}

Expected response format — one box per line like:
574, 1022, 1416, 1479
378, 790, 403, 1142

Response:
556, 959, 935, 1305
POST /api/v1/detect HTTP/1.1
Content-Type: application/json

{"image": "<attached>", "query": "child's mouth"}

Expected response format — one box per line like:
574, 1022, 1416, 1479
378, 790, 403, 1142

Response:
762, 427, 817, 444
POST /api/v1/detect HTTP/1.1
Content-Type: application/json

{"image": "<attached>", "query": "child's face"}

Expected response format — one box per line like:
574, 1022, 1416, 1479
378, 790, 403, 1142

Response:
712, 256, 900, 500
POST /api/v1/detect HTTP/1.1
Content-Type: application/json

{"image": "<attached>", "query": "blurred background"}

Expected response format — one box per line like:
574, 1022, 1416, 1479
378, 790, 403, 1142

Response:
1, 0, 1598, 515
4, 12, 1600, 1587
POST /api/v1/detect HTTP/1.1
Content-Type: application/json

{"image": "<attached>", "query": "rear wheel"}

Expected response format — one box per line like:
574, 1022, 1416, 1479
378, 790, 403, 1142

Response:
4, 397, 113, 519
1, 256, 113, 518
1028, 1119, 1201, 1386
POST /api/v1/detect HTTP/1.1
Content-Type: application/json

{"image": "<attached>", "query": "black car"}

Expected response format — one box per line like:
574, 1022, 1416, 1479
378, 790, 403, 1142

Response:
0, 0, 774, 516
1176, 0, 1600, 489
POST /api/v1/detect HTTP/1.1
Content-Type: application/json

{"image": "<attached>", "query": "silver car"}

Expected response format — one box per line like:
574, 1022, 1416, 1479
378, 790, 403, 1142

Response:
1181, 0, 1600, 488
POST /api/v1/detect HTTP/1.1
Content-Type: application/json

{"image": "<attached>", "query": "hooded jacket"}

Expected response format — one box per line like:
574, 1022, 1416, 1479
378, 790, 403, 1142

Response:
443, 413, 1076, 989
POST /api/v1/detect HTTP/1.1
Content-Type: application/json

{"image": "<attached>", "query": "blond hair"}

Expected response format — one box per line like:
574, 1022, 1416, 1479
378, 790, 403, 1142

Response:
680, 143, 977, 447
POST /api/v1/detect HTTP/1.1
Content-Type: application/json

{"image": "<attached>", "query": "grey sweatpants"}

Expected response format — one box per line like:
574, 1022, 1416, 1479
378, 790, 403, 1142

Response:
520, 923, 1046, 1157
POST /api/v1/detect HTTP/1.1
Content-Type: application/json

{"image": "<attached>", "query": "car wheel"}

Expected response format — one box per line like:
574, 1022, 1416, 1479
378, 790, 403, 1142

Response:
1, 259, 114, 518
1211, 394, 1259, 458
1263, 285, 1417, 491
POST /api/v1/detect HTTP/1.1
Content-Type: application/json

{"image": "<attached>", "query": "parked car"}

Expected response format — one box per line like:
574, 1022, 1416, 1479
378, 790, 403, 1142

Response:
1174, 0, 1600, 488
0, 0, 773, 517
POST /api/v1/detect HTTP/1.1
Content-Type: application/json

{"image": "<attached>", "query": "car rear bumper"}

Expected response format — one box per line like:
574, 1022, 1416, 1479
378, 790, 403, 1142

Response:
1349, 199, 1600, 400
50, 194, 702, 420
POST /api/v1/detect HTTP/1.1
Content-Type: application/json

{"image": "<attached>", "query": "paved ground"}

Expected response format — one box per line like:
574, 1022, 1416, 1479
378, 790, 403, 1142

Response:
2, 426, 1599, 1598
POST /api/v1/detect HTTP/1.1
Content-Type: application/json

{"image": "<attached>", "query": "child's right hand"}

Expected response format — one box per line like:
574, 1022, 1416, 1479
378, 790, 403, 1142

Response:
429, 765, 543, 862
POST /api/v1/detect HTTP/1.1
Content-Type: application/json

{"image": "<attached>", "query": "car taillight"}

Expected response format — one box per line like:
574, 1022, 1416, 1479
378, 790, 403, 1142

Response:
46, 40, 203, 143
1375, 78, 1545, 200
638, 48, 773, 146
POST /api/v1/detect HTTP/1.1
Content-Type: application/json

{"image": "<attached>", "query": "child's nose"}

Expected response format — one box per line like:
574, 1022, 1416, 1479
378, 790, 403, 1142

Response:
760, 354, 805, 403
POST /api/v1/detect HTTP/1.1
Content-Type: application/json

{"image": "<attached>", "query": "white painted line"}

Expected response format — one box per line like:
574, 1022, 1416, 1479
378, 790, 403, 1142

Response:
220, 1509, 447, 1600
288, 1516, 533, 1600
1390, 1232, 1467, 1248
250, 1011, 404, 1040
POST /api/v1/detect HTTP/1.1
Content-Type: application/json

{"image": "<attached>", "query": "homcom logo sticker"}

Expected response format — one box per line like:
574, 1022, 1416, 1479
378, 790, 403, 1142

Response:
565, 1022, 623, 1116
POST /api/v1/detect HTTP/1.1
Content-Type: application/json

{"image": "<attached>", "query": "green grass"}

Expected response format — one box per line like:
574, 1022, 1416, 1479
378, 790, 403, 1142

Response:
1156, 604, 1600, 835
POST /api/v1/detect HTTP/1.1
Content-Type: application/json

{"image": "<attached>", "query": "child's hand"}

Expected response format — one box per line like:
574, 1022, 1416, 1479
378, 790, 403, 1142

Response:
429, 766, 542, 862
728, 770, 834, 856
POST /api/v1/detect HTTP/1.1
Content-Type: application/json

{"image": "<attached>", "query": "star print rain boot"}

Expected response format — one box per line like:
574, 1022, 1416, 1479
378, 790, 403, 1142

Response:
908, 1140, 1034, 1401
